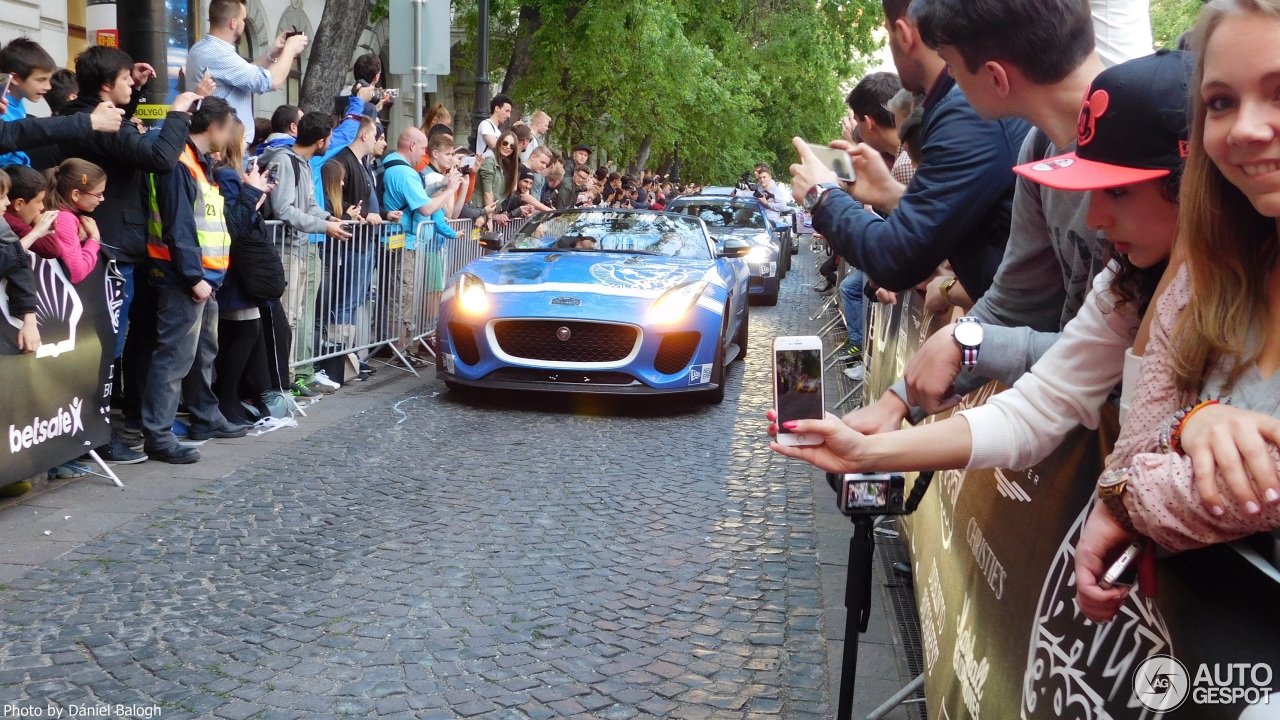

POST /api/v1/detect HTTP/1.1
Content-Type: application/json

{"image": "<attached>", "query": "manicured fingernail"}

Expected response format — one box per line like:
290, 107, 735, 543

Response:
1246, 501, 1261, 515
1211, 505, 1225, 517
782, 421, 798, 430
1266, 488, 1280, 504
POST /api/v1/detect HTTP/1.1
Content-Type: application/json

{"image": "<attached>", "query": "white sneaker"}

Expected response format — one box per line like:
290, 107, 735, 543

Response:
313, 370, 341, 390
843, 362, 865, 382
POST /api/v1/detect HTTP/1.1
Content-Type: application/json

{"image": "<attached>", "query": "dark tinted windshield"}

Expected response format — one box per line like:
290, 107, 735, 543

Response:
668, 201, 766, 230
508, 210, 713, 259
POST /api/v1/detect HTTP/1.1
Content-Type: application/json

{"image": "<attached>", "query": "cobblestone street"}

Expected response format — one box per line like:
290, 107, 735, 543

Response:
0, 255, 849, 719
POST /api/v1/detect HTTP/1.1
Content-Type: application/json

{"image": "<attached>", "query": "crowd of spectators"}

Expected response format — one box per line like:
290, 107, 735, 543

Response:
769, 0, 1280, 621
0, 0, 729, 480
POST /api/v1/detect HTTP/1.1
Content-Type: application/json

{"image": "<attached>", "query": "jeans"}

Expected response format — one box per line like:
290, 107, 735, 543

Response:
840, 269, 866, 351
282, 244, 321, 381
114, 262, 136, 359
142, 288, 226, 450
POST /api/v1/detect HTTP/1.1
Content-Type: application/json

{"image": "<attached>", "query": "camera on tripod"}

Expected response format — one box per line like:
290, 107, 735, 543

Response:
835, 473, 907, 516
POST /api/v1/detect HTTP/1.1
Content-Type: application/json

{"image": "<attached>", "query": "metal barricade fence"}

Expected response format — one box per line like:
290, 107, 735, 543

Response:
265, 219, 417, 377
405, 217, 527, 349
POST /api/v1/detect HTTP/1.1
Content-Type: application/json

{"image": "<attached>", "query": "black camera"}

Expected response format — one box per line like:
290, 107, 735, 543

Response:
458, 164, 474, 176
283, 26, 302, 39
837, 473, 906, 516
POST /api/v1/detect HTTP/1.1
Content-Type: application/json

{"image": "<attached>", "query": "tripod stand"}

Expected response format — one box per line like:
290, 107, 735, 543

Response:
829, 471, 935, 720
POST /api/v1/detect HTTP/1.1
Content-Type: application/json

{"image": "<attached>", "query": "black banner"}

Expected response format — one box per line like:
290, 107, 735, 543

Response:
864, 299, 1280, 719
0, 256, 118, 482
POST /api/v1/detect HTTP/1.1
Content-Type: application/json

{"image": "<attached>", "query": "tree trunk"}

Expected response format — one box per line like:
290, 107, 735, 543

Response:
628, 135, 652, 176
298, 0, 374, 115
658, 153, 674, 177
500, 4, 542, 110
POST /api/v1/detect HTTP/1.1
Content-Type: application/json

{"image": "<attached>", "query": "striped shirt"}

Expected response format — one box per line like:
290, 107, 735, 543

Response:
185, 34, 272, 144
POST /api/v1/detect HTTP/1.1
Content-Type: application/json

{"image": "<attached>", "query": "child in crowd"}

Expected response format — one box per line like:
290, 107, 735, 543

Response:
34, 158, 105, 283
0, 166, 57, 352
0, 38, 58, 167
1, 164, 59, 252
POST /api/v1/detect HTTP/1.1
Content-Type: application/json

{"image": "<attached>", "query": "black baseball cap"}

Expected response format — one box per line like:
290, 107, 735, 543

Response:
1014, 50, 1193, 191
573, 144, 591, 152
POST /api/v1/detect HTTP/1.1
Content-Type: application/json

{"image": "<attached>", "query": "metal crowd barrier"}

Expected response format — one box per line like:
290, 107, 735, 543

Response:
262, 216, 529, 379
265, 219, 417, 377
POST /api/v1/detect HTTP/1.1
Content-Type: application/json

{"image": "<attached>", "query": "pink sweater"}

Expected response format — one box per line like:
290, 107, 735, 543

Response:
29, 210, 99, 283
1102, 265, 1280, 551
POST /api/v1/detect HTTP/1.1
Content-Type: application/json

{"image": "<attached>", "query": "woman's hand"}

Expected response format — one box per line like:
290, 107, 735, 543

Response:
1073, 499, 1154, 623
244, 164, 270, 192
1178, 404, 1280, 517
767, 411, 868, 474
345, 205, 363, 221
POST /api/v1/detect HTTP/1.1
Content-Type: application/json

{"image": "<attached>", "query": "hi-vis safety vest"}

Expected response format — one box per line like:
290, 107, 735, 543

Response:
146, 146, 231, 272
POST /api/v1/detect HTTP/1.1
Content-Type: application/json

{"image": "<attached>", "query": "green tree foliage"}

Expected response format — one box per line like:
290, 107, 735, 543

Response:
451, 0, 881, 183
1150, 0, 1203, 50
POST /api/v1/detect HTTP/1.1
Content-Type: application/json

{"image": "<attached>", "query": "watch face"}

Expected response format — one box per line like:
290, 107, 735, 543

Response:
954, 321, 983, 348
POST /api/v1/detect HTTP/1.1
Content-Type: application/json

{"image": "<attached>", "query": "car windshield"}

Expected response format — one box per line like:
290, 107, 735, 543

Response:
507, 210, 713, 259
668, 201, 766, 230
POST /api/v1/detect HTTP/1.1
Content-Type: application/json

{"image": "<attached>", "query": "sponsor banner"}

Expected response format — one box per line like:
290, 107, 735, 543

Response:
0, 257, 118, 482
863, 301, 1280, 719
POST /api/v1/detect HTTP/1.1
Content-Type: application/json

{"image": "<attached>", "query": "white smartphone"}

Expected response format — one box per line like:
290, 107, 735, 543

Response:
247, 155, 259, 174
459, 156, 477, 169
806, 143, 857, 183
773, 336, 825, 446
1, 74, 11, 100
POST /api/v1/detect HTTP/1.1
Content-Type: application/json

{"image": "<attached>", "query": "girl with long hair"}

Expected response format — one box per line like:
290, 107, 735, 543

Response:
475, 130, 519, 211
34, 158, 105, 283
1071, 0, 1280, 621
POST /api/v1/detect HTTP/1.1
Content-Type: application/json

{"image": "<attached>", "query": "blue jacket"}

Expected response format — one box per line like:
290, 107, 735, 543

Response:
813, 73, 1031, 299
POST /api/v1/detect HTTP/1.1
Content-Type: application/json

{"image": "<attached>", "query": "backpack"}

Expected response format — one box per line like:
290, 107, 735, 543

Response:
230, 215, 286, 300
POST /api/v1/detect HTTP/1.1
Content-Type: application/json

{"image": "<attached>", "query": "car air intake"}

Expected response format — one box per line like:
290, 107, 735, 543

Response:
449, 322, 482, 366
654, 331, 701, 374
492, 320, 638, 363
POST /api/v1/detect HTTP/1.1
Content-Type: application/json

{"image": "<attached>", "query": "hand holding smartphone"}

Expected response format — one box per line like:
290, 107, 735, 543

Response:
1099, 539, 1144, 590
773, 336, 825, 447
806, 143, 857, 183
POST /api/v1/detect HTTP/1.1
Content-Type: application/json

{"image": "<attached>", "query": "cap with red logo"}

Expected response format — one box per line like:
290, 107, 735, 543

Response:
1013, 49, 1194, 191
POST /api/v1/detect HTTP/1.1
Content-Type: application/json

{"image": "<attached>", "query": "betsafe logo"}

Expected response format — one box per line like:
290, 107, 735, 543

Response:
1134, 655, 1274, 712
7, 398, 85, 454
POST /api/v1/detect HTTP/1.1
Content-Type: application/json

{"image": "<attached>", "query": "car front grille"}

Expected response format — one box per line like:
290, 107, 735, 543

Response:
492, 320, 639, 363
654, 332, 701, 375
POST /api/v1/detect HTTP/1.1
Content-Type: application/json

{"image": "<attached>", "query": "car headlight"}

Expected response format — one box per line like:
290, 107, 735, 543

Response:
649, 281, 708, 324
746, 246, 771, 263
456, 273, 489, 315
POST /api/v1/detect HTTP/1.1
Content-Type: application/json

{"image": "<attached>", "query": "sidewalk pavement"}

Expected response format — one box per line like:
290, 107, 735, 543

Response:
0, 366, 424, 585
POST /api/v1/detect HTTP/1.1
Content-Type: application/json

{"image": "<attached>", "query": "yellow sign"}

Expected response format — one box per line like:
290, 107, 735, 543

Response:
133, 104, 168, 121
387, 233, 407, 250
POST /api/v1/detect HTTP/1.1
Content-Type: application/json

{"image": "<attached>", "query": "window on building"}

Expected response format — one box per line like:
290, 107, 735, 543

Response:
237, 19, 253, 60
286, 55, 301, 105
67, 0, 88, 61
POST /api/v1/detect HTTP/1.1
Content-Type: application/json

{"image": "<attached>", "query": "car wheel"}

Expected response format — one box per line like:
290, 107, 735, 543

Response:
732, 301, 749, 362
761, 288, 779, 307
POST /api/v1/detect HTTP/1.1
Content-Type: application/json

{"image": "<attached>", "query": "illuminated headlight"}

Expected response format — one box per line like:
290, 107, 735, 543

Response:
456, 273, 489, 315
746, 246, 771, 263
649, 281, 708, 324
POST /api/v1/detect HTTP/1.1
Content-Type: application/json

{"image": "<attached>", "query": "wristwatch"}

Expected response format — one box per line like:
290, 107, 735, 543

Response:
953, 316, 983, 370
939, 277, 958, 307
804, 182, 842, 212
1097, 468, 1136, 532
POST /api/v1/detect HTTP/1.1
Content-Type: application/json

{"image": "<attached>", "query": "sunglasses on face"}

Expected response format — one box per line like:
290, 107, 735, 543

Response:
500, 141, 515, 149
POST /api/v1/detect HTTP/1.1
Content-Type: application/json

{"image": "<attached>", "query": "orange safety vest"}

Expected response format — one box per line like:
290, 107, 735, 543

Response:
146, 146, 231, 271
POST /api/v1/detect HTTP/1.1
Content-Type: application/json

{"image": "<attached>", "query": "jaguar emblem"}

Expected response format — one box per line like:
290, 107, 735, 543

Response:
556, 327, 572, 342
551, 296, 581, 306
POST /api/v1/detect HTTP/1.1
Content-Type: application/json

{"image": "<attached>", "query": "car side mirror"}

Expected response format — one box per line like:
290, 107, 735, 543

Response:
718, 238, 750, 258
478, 233, 503, 251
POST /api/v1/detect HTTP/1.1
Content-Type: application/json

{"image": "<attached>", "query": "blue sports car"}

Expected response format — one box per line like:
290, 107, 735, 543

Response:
436, 209, 752, 403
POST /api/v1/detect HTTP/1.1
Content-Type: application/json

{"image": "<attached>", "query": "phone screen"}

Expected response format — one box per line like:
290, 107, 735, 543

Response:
774, 347, 824, 430
806, 143, 856, 183
1, 74, 11, 99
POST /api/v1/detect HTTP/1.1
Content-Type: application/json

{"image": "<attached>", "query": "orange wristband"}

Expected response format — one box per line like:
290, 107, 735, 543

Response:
1171, 399, 1220, 454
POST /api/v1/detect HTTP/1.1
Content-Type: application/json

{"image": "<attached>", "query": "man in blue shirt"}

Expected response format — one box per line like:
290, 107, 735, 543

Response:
380, 127, 461, 352
186, 0, 308, 144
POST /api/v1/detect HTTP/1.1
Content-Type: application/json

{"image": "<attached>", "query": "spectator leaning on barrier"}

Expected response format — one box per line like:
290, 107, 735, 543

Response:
768, 50, 1192, 487
142, 96, 245, 464
0, 168, 55, 354
788, 0, 1030, 309
838, 0, 1116, 432
543, 166, 572, 210
260, 111, 352, 398
476, 93, 512, 159
527, 145, 553, 200
186, 0, 308, 145
380, 127, 462, 354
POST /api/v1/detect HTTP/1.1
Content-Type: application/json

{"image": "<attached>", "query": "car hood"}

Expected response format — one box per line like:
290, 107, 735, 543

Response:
462, 251, 715, 296
710, 227, 774, 246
